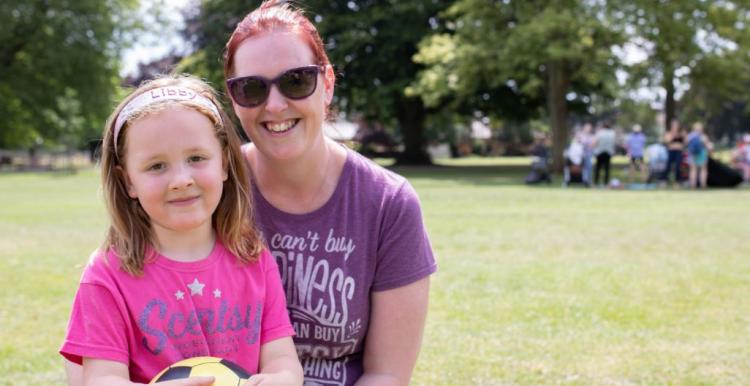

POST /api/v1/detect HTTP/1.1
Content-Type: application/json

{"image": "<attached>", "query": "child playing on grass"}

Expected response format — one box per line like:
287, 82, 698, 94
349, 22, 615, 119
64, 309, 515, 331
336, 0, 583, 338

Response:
59, 74, 302, 386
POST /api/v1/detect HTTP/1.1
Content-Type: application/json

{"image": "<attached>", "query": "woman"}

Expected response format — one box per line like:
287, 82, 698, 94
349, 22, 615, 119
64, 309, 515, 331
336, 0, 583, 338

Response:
686, 122, 711, 189
223, 2, 437, 385
65, 2, 436, 385
663, 119, 685, 187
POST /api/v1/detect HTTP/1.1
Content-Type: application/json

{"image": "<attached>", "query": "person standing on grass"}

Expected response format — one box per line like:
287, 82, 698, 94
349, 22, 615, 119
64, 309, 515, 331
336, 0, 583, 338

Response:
736, 134, 750, 183
580, 123, 595, 187
663, 119, 686, 187
61, 75, 303, 386
222, 1, 438, 385
625, 124, 647, 183
592, 122, 616, 187
686, 122, 712, 189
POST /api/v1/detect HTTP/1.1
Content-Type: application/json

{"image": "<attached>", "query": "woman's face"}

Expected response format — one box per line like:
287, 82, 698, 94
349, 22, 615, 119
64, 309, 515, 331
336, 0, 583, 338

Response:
229, 31, 333, 162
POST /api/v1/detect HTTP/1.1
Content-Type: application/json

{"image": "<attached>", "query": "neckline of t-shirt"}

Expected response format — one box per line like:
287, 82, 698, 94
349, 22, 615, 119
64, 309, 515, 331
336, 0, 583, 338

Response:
151, 238, 224, 272
252, 147, 353, 221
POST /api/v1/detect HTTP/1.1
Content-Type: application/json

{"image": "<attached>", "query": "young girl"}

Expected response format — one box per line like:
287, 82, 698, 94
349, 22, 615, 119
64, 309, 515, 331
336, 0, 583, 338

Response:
59, 75, 303, 386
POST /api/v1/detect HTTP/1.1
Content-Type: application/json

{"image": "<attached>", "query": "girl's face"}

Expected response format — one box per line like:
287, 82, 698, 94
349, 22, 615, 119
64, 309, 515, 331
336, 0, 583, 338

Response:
230, 31, 334, 162
122, 106, 227, 238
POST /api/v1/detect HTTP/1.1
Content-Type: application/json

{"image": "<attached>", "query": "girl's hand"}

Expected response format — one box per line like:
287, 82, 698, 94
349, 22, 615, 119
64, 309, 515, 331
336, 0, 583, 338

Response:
242, 373, 297, 386
249, 337, 303, 386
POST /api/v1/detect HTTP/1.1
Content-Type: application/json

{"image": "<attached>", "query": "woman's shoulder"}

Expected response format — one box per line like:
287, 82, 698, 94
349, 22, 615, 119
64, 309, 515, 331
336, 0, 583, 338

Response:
343, 148, 422, 209
345, 147, 409, 190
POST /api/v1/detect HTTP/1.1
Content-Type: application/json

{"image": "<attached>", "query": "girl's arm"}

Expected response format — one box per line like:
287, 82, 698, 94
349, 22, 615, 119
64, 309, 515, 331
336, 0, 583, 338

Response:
82, 358, 215, 386
64, 359, 82, 386
244, 337, 303, 386
82, 358, 134, 386
355, 277, 431, 386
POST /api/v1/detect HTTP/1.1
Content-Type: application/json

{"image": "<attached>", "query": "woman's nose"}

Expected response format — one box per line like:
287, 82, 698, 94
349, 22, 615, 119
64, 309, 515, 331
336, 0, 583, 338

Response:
264, 85, 289, 113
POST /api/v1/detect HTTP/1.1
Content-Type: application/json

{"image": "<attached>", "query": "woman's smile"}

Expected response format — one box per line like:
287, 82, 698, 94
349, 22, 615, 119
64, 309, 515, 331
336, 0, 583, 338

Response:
263, 118, 299, 134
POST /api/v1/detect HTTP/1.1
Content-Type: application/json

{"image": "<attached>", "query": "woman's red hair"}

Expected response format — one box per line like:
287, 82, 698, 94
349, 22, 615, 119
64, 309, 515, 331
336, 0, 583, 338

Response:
223, 0, 331, 79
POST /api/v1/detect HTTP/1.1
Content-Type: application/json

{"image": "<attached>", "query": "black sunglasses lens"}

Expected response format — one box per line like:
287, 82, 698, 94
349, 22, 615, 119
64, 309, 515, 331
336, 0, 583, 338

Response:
278, 68, 318, 99
231, 77, 268, 107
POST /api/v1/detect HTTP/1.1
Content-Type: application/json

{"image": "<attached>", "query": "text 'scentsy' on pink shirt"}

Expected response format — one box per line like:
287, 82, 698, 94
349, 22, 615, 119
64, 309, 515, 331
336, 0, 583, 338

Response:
60, 242, 294, 383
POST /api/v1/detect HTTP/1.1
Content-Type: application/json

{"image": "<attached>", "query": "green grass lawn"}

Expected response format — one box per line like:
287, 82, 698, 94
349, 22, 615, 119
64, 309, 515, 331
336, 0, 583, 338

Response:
1, 158, 749, 385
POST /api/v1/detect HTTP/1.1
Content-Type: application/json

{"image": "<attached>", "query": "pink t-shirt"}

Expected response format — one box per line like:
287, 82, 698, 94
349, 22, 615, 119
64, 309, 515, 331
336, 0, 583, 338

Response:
60, 241, 294, 383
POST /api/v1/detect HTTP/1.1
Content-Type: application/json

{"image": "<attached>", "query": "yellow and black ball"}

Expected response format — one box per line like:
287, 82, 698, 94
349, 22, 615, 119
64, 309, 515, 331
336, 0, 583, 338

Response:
150, 356, 251, 385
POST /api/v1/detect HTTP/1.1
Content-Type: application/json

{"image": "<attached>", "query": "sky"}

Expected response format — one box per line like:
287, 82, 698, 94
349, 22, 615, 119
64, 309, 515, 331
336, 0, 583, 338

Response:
120, 0, 193, 77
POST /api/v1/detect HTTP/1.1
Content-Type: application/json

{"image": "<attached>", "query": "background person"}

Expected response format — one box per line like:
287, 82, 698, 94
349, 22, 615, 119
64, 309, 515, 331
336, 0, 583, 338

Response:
222, 1, 438, 385
731, 133, 750, 183
625, 124, 647, 183
663, 119, 686, 187
645, 141, 668, 185
686, 122, 711, 189
592, 122, 616, 187
579, 123, 595, 187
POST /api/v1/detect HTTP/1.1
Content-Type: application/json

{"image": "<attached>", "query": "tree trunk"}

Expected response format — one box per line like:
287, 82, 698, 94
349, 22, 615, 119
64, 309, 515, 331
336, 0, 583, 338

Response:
663, 67, 676, 130
395, 96, 432, 165
547, 60, 570, 174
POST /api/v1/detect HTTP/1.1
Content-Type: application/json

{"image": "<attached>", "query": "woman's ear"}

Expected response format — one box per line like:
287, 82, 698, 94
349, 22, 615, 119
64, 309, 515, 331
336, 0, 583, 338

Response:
117, 166, 138, 198
323, 65, 335, 105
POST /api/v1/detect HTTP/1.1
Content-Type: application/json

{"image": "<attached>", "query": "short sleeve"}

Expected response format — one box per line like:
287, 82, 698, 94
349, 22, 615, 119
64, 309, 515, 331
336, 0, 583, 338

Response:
373, 181, 437, 291
259, 250, 295, 344
60, 283, 131, 365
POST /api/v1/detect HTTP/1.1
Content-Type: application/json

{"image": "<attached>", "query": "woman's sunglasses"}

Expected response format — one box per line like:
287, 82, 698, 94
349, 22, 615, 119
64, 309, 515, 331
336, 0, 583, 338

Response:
226, 65, 323, 107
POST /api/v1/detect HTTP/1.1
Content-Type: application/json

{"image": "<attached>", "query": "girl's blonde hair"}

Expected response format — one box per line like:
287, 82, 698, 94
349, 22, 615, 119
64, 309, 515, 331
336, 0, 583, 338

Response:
100, 74, 262, 276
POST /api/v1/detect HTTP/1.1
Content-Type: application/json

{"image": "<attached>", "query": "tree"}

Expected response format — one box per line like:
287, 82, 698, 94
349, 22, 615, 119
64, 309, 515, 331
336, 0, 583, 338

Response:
181, 0, 452, 164
612, 98, 658, 137
304, 0, 453, 164
178, 1, 243, 89
411, 0, 622, 172
676, 49, 750, 141
0, 0, 139, 149
609, 1, 750, 130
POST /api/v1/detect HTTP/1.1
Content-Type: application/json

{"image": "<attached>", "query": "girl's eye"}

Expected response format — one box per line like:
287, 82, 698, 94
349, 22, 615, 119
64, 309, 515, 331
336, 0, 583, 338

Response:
188, 155, 206, 163
147, 163, 165, 171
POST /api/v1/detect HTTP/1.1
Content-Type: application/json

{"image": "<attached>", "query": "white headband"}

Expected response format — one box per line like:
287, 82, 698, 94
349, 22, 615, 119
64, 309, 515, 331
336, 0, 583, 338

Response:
113, 86, 222, 154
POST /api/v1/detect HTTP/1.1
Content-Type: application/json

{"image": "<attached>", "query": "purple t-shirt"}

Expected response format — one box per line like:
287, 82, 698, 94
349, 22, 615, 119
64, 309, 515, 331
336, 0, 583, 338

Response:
627, 132, 647, 157
252, 149, 437, 386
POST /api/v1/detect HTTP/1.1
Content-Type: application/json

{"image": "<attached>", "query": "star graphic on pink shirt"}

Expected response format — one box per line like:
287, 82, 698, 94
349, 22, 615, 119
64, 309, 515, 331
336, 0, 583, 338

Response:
175, 290, 185, 300
187, 278, 205, 296
213, 288, 221, 298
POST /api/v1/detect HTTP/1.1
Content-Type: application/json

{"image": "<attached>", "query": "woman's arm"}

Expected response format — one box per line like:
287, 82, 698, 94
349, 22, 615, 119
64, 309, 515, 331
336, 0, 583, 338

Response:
244, 337, 303, 386
355, 277, 431, 386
